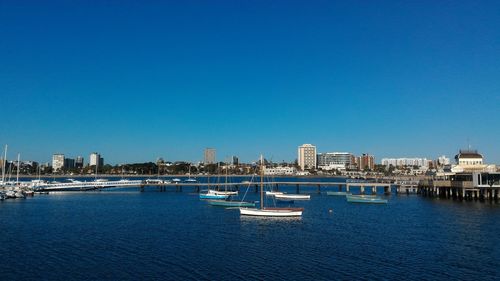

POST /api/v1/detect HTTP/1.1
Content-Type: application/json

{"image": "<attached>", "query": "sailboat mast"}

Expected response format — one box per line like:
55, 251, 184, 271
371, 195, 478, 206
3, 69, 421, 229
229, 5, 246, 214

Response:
2, 144, 7, 183
16, 153, 20, 185
260, 155, 264, 209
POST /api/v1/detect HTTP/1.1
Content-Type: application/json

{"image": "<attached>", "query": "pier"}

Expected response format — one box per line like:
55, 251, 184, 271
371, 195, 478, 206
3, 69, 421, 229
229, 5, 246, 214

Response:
417, 172, 500, 201
138, 180, 393, 195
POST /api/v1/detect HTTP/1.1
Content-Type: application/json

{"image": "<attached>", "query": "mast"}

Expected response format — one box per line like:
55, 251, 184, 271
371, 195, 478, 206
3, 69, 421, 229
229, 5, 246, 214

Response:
2, 145, 7, 183
260, 155, 264, 209
16, 153, 20, 185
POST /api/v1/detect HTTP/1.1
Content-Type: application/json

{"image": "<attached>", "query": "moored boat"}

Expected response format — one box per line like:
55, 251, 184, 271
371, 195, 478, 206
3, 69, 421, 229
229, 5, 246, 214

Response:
240, 207, 303, 217
346, 194, 388, 204
326, 191, 348, 196
199, 190, 230, 200
207, 199, 256, 207
265, 191, 284, 196
274, 194, 310, 201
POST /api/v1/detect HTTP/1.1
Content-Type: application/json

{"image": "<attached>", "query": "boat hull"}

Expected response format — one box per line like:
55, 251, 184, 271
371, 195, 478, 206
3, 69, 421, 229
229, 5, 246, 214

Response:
326, 191, 348, 196
199, 193, 229, 200
274, 194, 310, 201
239, 207, 303, 217
346, 195, 388, 204
265, 191, 284, 196
207, 200, 255, 207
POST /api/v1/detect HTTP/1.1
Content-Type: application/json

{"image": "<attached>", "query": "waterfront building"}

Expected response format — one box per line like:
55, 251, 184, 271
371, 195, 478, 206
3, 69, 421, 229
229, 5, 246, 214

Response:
317, 152, 352, 170
298, 144, 317, 170
204, 148, 216, 164
89, 152, 104, 167
264, 166, 296, 175
52, 154, 65, 172
451, 149, 487, 172
75, 156, 84, 169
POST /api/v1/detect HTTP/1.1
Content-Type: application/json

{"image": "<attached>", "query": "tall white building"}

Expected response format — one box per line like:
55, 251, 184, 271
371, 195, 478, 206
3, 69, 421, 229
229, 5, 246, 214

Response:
298, 144, 317, 170
204, 148, 216, 164
89, 152, 103, 167
52, 154, 65, 172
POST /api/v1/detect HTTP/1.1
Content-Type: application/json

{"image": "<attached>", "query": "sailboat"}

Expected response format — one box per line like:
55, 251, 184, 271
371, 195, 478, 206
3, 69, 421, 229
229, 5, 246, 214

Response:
239, 155, 303, 217
184, 163, 197, 182
206, 164, 255, 207
199, 171, 229, 199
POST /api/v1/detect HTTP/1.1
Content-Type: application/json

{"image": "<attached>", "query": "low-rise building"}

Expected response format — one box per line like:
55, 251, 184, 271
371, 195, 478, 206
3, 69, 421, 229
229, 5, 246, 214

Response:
264, 166, 296, 176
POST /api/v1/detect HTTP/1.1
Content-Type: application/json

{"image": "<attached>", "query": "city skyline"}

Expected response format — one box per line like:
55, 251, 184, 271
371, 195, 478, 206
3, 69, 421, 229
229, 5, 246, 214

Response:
1, 1, 499, 164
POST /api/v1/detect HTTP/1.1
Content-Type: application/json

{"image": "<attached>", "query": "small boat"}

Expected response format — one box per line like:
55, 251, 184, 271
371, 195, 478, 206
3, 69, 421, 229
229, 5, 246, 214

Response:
346, 194, 388, 204
265, 191, 284, 196
274, 194, 310, 201
171, 178, 182, 183
209, 190, 238, 196
199, 190, 230, 200
24, 190, 35, 196
326, 191, 348, 196
207, 199, 256, 207
14, 191, 26, 198
240, 207, 303, 217
5, 190, 16, 198
184, 178, 197, 183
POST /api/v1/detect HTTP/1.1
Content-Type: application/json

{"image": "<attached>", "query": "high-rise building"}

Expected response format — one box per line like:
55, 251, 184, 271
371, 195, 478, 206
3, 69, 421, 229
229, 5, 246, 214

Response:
232, 156, 239, 165
52, 154, 65, 172
204, 148, 216, 164
359, 154, 375, 171
89, 152, 103, 167
64, 158, 75, 169
298, 144, 317, 170
75, 156, 84, 169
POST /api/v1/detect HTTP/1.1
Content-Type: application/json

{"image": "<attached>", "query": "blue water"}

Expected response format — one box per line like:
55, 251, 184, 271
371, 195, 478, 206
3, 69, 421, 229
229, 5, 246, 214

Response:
1, 177, 499, 280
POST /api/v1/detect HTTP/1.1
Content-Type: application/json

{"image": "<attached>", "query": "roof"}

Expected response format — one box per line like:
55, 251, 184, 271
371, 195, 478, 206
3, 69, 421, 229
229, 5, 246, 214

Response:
455, 149, 483, 159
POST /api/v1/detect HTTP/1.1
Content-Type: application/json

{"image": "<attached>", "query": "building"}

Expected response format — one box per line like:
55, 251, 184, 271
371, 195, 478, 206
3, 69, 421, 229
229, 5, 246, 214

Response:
64, 158, 75, 169
437, 155, 450, 166
455, 149, 483, 166
298, 144, 317, 170
381, 158, 429, 168
317, 152, 352, 170
359, 154, 375, 171
75, 156, 84, 169
264, 166, 297, 175
452, 149, 486, 172
204, 148, 216, 164
231, 156, 239, 166
52, 154, 65, 172
89, 152, 104, 167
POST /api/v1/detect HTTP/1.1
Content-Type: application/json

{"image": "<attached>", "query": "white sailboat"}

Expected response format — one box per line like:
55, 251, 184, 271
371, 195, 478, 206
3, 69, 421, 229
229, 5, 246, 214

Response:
239, 155, 303, 217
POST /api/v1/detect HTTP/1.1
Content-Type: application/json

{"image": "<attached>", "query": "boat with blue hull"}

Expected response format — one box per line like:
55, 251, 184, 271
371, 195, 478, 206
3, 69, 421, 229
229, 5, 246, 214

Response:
199, 189, 230, 199
346, 194, 388, 204
327, 191, 348, 196
207, 199, 256, 207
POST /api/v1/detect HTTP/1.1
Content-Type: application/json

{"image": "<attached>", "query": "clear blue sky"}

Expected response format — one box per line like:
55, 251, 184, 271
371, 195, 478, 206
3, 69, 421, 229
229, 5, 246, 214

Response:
1, 1, 499, 164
